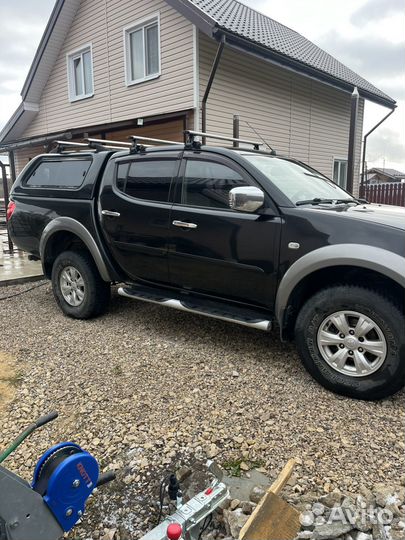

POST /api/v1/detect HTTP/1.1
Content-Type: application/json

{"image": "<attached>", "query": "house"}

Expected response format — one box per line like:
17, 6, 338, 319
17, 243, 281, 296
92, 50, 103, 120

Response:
0, 0, 396, 197
366, 167, 405, 184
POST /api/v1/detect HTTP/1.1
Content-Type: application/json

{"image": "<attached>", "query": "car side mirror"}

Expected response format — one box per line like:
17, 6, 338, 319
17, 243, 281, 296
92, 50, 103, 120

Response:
229, 186, 265, 213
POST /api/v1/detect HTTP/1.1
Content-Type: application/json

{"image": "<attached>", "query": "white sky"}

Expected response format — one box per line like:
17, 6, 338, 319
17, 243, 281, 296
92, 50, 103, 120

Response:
0, 0, 404, 171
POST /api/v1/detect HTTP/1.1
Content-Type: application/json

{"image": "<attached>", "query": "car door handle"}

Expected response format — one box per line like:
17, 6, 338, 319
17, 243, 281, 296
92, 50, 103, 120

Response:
172, 220, 198, 229
102, 210, 121, 217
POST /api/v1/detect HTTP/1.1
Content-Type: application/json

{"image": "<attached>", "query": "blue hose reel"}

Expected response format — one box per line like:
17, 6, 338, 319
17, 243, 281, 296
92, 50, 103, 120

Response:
32, 442, 99, 532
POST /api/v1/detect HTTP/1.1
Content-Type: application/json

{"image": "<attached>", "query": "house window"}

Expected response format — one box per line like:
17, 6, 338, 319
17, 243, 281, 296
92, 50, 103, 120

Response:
67, 44, 94, 101
333, 159, 348, 189
124, 14, 161, 85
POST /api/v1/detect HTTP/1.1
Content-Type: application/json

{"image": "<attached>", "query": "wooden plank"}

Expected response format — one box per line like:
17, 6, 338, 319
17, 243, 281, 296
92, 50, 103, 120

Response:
239, 459, 300, 540
239, 493, 300, 540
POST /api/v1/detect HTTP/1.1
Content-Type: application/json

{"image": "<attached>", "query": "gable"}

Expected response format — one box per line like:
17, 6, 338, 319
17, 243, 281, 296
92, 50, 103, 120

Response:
1, 0, 195, 143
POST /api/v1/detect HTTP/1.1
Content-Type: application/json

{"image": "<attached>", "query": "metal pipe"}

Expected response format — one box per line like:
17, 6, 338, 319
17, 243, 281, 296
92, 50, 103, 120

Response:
233, 115, 240, 147
0, 132, 73, 152
346, 87, 359, 194
0, 160, 13, 252
201, 35, 226, 144
360, 107, 396, 197
8, 150, 16, 185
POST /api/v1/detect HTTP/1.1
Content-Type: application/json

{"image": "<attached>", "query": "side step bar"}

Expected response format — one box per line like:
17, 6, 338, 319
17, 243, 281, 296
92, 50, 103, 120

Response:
118, 286, 272, 331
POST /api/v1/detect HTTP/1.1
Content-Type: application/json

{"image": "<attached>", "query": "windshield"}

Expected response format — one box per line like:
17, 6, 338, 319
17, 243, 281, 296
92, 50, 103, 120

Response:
244, 155, 353, 205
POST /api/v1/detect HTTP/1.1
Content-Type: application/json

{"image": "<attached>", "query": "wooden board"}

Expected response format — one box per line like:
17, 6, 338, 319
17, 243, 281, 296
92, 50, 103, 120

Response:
239, 459, 301, 540
239, 492, 300, 540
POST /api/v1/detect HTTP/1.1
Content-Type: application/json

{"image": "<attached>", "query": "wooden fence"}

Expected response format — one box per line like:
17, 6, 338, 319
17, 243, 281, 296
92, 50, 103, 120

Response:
361, 182, 405, 206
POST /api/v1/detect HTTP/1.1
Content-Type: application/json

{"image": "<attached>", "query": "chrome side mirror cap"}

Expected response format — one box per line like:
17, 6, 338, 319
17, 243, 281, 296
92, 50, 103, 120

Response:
229, 186, 265, 213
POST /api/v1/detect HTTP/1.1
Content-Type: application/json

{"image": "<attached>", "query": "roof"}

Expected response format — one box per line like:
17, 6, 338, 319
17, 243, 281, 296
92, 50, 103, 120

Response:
1, 0, 396, 145
368, 168, 405, 179
168, 0, 396, 107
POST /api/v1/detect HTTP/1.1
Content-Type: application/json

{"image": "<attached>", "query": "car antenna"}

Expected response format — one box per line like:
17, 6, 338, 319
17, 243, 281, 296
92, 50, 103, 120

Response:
244, 120, 276, 155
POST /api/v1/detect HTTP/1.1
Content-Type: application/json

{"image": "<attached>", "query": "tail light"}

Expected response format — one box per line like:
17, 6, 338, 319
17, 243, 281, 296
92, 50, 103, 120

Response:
6, 200, 16, 222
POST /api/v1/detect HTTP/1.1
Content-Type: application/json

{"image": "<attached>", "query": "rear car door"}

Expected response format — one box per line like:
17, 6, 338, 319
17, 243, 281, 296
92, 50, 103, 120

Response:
168, 151, 282, 308
99, 151, 181, 285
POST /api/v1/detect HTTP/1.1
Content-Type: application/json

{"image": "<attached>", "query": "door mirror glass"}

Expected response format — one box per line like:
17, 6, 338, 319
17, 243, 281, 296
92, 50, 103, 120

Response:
229, 186, 264, 212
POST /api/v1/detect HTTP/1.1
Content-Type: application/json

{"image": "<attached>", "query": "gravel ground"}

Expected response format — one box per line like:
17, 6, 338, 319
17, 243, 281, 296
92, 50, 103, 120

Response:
0, 281, 404, 538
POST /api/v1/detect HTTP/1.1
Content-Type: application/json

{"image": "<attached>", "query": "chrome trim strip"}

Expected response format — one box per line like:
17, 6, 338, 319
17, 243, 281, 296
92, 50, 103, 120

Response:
118, 287, 272, 331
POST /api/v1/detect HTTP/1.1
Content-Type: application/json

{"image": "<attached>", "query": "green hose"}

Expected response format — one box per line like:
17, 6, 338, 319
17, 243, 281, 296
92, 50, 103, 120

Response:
0, 411, 58, 464
0, 424, 37, 464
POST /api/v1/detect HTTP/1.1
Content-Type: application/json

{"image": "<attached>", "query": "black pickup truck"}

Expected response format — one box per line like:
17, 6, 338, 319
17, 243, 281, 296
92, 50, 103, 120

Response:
7, 133, 405, 400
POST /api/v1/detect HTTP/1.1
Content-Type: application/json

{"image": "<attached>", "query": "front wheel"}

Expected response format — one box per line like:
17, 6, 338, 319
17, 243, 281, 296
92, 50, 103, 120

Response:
51, 250, 110, 319
295, 285, 405, 400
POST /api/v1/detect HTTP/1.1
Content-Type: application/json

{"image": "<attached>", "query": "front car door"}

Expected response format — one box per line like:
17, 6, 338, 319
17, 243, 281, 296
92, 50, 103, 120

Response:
168, 151, 282, 309
99, 150, 181, 285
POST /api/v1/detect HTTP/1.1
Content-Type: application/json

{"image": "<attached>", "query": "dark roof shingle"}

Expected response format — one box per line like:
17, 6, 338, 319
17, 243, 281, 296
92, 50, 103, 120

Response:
190, 0, 395, 105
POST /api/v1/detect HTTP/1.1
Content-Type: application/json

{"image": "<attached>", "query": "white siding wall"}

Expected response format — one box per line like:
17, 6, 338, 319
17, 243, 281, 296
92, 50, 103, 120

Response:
13, 146, 46, 176
199, 34, 364, 195
23, 0, 195, 138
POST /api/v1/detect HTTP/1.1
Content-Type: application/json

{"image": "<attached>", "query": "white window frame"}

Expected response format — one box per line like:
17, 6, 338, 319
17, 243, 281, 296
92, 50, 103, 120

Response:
66, 43, 94, 102
124, 13, 161, 87
332, 157, 348, 190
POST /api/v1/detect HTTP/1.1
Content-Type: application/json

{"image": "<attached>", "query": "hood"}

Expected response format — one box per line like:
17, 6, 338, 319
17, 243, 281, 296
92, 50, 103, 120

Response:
310, 203, 405, 231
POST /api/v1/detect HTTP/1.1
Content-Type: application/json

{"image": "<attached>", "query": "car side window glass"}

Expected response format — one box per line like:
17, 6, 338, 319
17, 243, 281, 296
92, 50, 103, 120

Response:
116, 163, 129, 192
25, 159, 91, 188
182, 160, 251, 209
117, 159, 176, 203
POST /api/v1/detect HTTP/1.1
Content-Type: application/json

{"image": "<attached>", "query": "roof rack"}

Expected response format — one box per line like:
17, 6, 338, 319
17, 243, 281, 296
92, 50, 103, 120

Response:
128, 135, 181, 154
52, 139, 130, 153
53, 140, 90, 153
87, 138, 131, 151
51, 131, 266, 155
185, 130, 262, 150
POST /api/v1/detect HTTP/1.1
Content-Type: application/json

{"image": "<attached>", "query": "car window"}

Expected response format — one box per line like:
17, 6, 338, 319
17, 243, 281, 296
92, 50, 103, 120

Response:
244, 155, 352, 204
116, 159, 176, 203
182, 159, 250, 209
25, 159, 91, 188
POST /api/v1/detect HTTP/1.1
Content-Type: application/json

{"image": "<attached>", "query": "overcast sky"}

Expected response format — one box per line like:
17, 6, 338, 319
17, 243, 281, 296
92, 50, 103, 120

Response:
0, 0, 404, 170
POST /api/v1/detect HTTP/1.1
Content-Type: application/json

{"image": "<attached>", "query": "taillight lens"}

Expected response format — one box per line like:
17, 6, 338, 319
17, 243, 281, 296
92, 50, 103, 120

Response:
6, 201, 16, 222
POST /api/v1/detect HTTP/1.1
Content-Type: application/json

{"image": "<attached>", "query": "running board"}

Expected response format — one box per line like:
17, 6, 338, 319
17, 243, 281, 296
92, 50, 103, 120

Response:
118, 286, 272, 331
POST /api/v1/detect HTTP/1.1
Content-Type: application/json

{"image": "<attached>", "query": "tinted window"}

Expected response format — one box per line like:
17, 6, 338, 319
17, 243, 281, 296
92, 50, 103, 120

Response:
116, 163, 129, 192
182, 160, 250, 209
118, 159, 175, 202
25, 160, 91, 188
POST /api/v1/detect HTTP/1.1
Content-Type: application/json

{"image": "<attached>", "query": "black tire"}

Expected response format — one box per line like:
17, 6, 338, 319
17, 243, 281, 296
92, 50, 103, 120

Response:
51, 250, 110, 319
295, 285, 405, 400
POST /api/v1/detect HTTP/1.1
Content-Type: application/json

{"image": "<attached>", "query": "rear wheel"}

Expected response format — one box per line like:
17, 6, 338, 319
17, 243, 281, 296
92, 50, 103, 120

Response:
51, 250, 110, 319
295, 285, 405, 400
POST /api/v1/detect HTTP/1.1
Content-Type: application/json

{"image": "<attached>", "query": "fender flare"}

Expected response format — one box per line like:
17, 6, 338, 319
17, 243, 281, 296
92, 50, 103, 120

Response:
275, 243, 405, 327
39, 217, 112, 282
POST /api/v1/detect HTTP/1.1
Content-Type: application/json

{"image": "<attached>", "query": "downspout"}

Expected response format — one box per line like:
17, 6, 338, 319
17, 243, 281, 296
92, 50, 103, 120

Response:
233, 114, 240, 147
360, 107, 396, 197
201, 34, 226, 144
346, 87, 359, 194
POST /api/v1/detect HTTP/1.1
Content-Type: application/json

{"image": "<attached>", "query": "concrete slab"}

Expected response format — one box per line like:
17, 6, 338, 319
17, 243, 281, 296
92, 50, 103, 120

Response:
0, 228, 44, 286
224, 469, 271, 501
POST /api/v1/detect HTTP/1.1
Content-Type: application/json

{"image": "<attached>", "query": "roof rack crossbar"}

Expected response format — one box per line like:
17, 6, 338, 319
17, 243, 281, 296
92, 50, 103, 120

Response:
54, 140, 89, 148
128, 135, 180, 145
87, 137, 132, 148
185, 130, 262, 150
